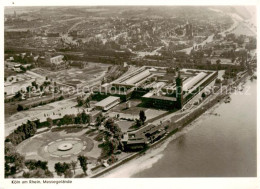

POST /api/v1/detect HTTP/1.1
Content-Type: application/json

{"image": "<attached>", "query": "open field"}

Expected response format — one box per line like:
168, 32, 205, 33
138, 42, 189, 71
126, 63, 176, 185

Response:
5, 97, 82, 136
32, 62, 110, 86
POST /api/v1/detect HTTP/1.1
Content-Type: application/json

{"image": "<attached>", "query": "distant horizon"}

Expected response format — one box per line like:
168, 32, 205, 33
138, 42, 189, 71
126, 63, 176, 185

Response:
4, 6, 256, 24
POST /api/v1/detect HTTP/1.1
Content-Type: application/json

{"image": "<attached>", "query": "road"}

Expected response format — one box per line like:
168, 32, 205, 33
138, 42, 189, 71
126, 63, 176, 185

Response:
5, 96, 78, 137
61, 19, 87, 45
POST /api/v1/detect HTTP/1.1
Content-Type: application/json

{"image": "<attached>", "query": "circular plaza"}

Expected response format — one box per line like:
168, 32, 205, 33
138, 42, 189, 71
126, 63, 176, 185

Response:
45, 137, 87, 158
16, 127, 101, 168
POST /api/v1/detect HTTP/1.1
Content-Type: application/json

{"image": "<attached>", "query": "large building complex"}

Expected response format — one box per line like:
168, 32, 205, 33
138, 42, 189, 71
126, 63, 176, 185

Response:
93, 65, 217, 148
94, 66, 218, 111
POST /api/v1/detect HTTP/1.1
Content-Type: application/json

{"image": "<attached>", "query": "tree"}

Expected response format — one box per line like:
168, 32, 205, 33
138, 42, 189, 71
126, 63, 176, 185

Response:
54, 162, 63, 177
5, 143, 25, 177
14, 91, 22, 99
104, 118, 122, 139
63, 55, 68, 61
26, 86, 31, 93
100, 138, 120, 158
25, 120, 37, 137
17, 104, 24, 111
38, 160, 47, 170
77, 155, 88, 175
81, 110, 90, 124
77, 96, 84, 107
139, 110, 146, 124
20, 66, 27, 72
40, 85, 44, 92
96, 114, 103, 126
135, 119, 142, 127
31, 81, 37, 87
104, 118, 114, 129
25, 160, 48, 171
6, 120, 37, 145
85, 97, 90, 108
215, 78, 221, 84
201, 92, 206, 98
46, 117, 53, 128
74, 113, 83, 124
54, 162, 70, 178
64, 169, 73, 178
61, 114, 75, 125
216, 59, 221, 70
23, 168, 54, 178
70, 160, 77, 175
58, 96, 64, 101
56, 120, 61, 127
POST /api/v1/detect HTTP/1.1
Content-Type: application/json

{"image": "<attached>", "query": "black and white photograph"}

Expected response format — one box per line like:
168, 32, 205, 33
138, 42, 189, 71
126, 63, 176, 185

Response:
1, 1, 259, 188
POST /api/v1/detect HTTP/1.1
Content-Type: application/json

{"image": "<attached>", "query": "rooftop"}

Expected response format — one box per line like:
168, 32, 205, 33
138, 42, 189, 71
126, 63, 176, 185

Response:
147, 95, 176, 101
95, 96, 120, 107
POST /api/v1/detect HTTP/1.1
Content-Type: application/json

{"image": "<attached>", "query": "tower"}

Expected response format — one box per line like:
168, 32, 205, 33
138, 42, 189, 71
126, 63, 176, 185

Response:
175, 70, 183, 109
185, 20, 193, 39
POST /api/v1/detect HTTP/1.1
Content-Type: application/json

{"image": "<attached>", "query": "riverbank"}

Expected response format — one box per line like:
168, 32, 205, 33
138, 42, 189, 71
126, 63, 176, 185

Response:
100, 101, 224, 177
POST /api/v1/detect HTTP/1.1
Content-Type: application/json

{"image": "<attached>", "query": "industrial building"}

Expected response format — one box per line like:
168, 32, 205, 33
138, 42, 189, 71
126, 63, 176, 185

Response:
94, 66, 217, 111
49, 55, 64, 65
38, 53, 67, 70
122, 116, 175, 150
94, 96, 121, 111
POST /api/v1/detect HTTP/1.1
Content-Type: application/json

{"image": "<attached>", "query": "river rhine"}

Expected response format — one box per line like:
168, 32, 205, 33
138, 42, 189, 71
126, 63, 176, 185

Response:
132, 78, 256, 177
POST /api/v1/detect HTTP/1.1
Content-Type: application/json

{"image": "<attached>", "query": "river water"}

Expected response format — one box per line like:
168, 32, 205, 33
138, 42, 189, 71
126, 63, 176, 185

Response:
132, 78, 256, 177
104, 78, 256, 177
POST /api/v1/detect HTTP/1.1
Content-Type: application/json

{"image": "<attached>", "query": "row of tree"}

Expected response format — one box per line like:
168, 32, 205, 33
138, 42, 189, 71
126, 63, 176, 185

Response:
54, 155, 88, 177
6, 109, 93, 146
6, 120, 37, 145
23, 159, 53, 178
56, 111, 90, 126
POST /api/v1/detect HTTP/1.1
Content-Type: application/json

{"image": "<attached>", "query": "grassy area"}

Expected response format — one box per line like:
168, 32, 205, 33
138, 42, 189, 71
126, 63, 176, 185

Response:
85, 128, 97, 135
94, 132, 105, 142
116, 120, 134, 132
128, 124, 140, 130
